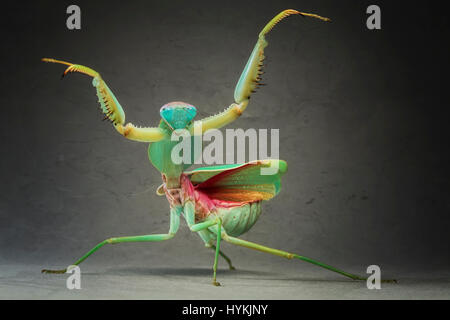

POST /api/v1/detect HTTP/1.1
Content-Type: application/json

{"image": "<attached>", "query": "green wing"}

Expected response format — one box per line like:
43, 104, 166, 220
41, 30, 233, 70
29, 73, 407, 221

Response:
186, 160, 287, 202
185, 163, 247, 185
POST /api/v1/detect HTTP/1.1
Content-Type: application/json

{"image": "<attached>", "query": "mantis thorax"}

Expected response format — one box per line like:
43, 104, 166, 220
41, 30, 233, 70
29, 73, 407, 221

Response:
148, 101, 198, 188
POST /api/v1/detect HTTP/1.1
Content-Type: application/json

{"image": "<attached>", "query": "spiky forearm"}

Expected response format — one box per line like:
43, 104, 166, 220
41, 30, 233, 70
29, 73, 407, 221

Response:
114, 123, 165, 142
194, 9, 330, 133
43, 58, 165, 143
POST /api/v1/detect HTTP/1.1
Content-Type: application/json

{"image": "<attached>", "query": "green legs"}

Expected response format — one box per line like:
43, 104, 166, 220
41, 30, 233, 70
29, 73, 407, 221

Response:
211, 219, 222, 286
184, 201, 227, 285
221, 233, 366, 281
42, 233, 176, 274
210, 245, 235, 270
42, 198, 372, 284
184, 200, 366, 284
42, 207, 181, 274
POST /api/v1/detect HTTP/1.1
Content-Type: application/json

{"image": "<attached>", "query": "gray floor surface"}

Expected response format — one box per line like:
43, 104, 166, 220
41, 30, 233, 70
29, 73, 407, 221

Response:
1, 263, 449, 300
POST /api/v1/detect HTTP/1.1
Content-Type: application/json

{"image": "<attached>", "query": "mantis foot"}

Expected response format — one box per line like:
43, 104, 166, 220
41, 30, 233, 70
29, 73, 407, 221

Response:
381, 279, 398, 283
351, 277, 398, 283
212, 281, 221, 286
41, 268, 67, 274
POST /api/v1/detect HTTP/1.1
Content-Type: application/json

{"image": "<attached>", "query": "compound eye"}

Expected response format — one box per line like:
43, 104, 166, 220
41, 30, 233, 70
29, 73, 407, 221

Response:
160, 105, 172, 119
184, 105, 197, 119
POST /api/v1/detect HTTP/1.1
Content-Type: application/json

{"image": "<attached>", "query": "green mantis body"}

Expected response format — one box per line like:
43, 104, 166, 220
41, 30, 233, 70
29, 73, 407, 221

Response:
41, 9, 376, 286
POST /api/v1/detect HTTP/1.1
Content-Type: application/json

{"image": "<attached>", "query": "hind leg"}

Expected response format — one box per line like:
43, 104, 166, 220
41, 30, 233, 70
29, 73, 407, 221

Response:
221, 230, 367, 281
211, 245, 236, 270
197, 229, 236, 270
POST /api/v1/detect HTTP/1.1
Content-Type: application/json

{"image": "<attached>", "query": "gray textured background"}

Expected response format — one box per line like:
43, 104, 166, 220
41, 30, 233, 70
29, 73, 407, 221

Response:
1, 0, 450, 299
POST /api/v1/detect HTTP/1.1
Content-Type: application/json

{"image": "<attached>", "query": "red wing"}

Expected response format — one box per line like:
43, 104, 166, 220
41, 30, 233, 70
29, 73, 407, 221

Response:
194, 160, 287, 203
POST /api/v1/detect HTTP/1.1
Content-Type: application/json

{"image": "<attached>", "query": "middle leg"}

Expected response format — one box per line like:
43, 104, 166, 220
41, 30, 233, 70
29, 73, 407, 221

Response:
42, 206, 181, 273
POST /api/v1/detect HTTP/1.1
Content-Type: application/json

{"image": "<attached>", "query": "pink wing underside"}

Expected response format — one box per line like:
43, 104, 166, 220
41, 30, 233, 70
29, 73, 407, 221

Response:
193, 185, 253, 222
181, 164, 259, 219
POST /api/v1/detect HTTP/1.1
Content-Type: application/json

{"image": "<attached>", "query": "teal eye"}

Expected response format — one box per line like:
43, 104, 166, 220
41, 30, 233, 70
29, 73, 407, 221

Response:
160, 102, 197, 130
184, 106, 197, 122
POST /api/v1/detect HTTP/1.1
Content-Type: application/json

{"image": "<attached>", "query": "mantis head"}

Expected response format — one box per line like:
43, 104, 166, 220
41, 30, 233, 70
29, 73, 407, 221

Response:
160, 101, 197, 130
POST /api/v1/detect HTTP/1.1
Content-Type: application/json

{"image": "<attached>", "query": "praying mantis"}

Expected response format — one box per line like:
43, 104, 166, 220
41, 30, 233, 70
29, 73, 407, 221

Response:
41, 9, 385, 286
